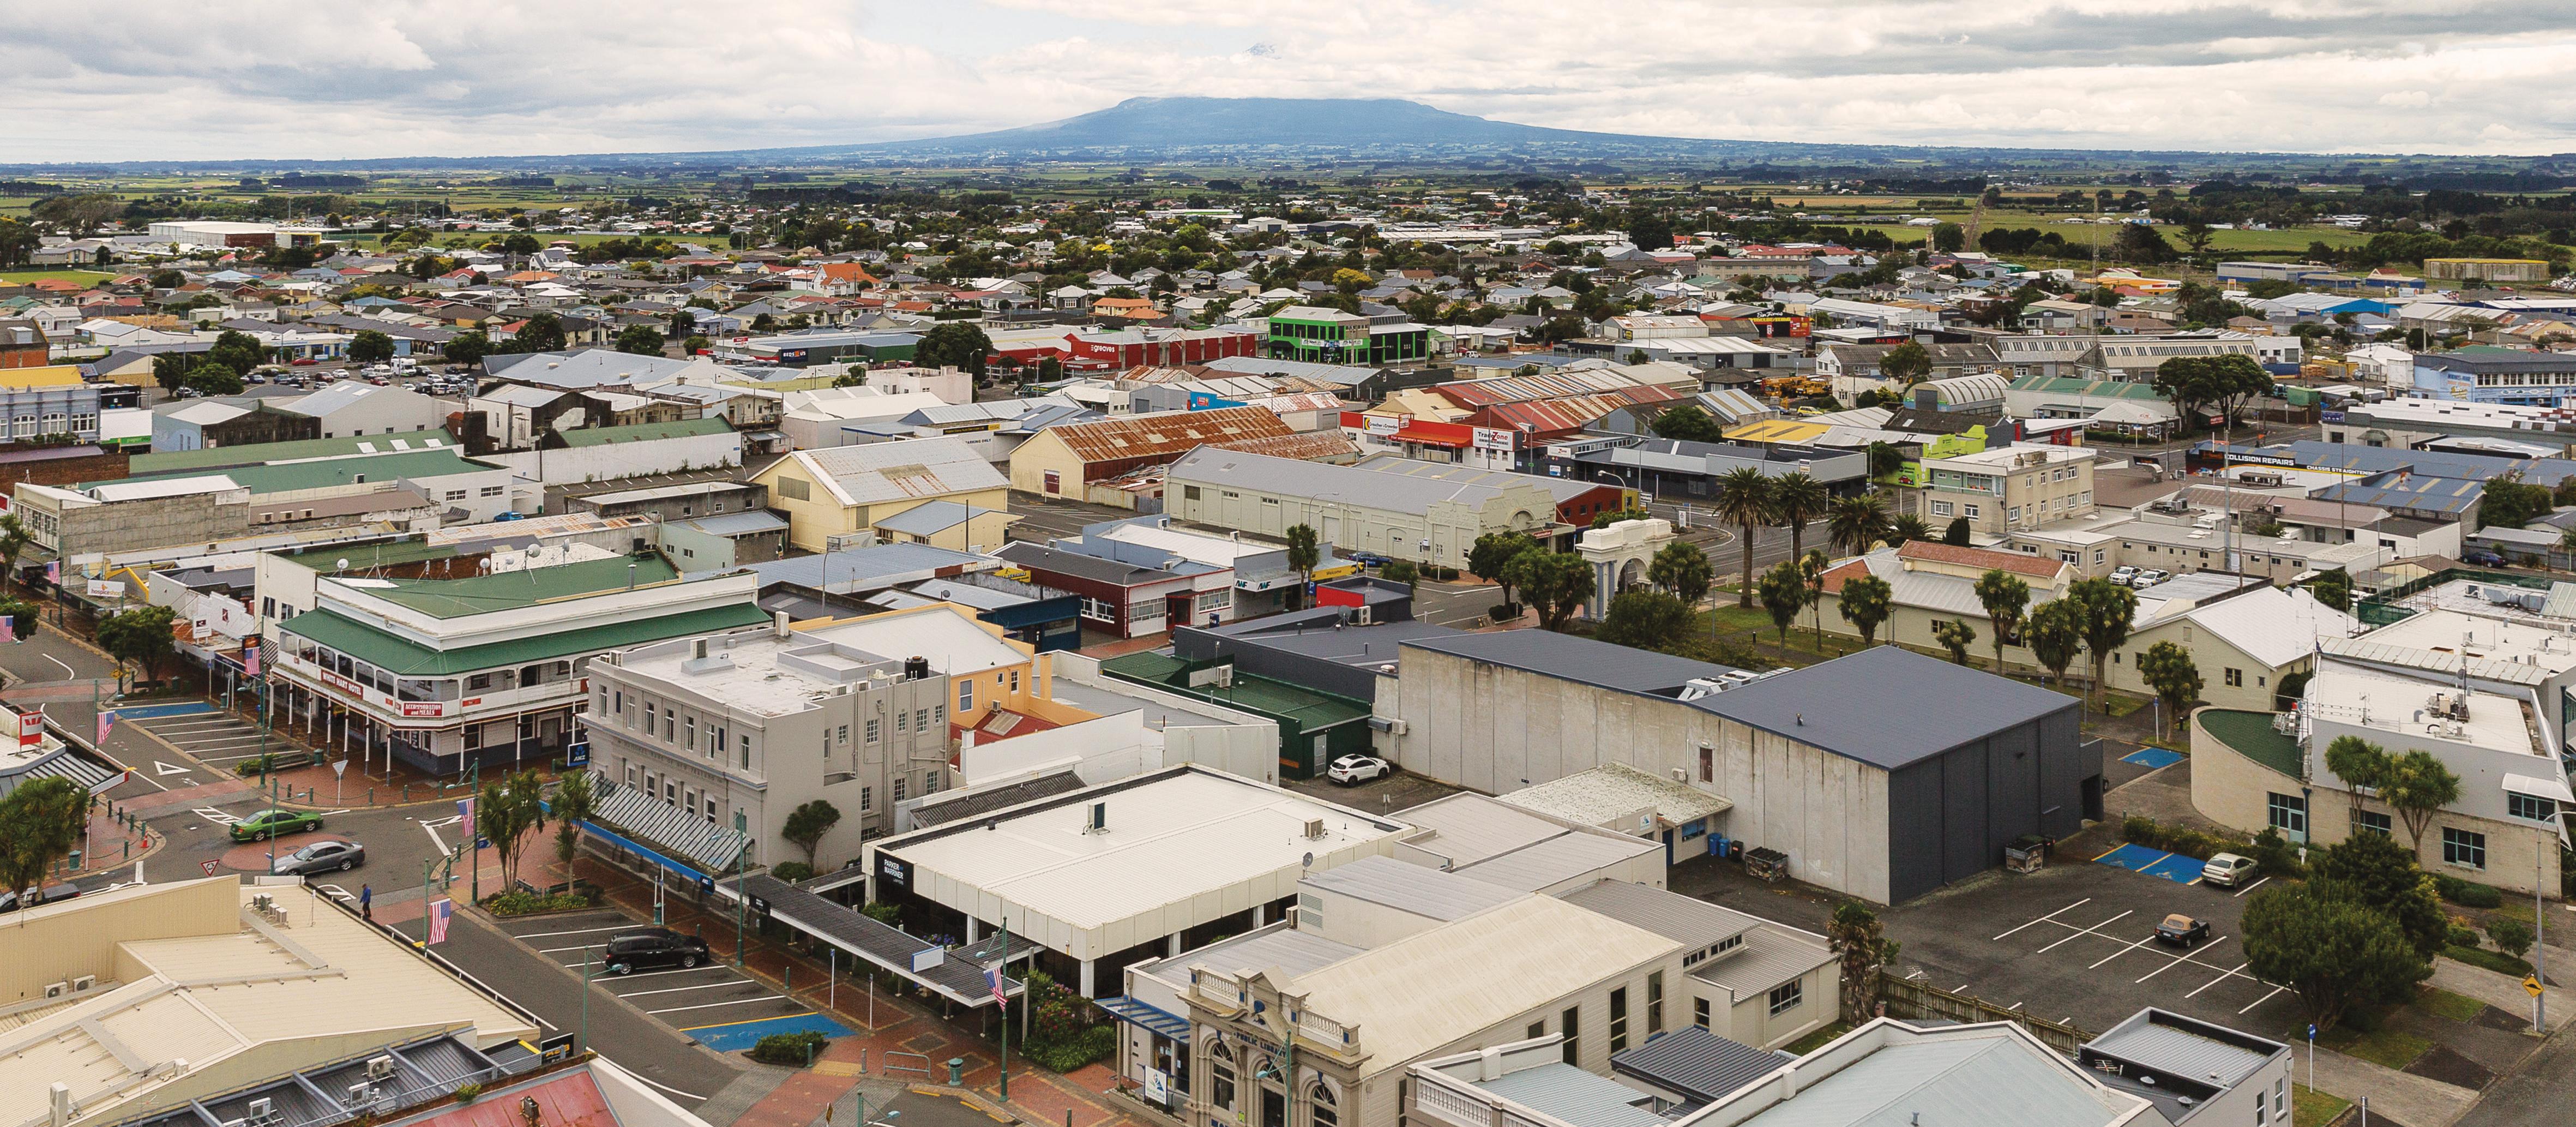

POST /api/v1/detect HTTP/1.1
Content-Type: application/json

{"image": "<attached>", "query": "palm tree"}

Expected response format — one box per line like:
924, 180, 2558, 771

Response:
1825, 494, 1891, 558
1973, 570, 2032, 675
1712, 467, 1772, 608
1769, 472, 1831, 561
1887, 514, 1933, 546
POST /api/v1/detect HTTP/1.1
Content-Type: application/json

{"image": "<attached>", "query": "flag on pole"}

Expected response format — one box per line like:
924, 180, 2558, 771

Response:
0, 614, 16, 644
988, 963, 1008, 1009
96, 709, 113, 746
457, 797, 474, 847
241, 637, 259, 677
44, 561, 57, 586
427, 897, 453, 945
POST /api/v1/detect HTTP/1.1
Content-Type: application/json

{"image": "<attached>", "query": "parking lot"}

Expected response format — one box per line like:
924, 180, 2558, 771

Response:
1883, 846, 2304, 1039
491, 907, 852, 1051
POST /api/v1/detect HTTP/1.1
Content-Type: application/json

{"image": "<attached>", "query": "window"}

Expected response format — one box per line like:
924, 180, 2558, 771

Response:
2443, 826, 2487, 869
2508, 792, 2559, 823
925, 769, 943, 794
479, 485, 504, 498
1767, 979, 1804, 1016
1693, 997, 1711, 1028
644, 703, 657, 732
2225, 668, 2244, 688
916, 707, 930, 732
1309, 1082, 1336, 1127
1010, 669, 1021, 693
1527, 1021, 1545, 1039
1964, 503, 1981, 519
959, 680, 974, 712
1609, 986, 1629, 1053
684, 717, 695, 748
895, 710, 908, 734
445, 489, 466, 501
464, 724, 482, 751
1560, 1005, 1580, 1065
1698, 744, 1713, 783
1930, 500, 1953, 517
860, 786, 872, 811
1080, 597, 1115, 621
2355, 811, 2392, 841
612, 690, 624, 716
865, 717, 880, 743
1647, 970, 1665, 1034
837, 724, 849, 745
893, 778, 907, 802
2267, 793, 2306, 835
1210, 1044, 1237, 1112
1184, 485, 1201, 500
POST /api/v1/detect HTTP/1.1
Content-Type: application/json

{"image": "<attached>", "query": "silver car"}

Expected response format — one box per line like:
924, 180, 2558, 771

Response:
274, 839, 365, 877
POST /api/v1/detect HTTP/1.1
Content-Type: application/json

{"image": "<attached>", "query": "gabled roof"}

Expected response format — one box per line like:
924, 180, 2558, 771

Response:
1036, 405, 1293, 464
777, 436, 1007, 506
1895, 538, 2068, 580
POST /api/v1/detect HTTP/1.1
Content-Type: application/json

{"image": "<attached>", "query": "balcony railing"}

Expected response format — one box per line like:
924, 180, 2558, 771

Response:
278, 652, 587, 721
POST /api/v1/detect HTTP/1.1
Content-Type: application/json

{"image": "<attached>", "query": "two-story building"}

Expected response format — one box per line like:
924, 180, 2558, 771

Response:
1919, 443, 2098, 536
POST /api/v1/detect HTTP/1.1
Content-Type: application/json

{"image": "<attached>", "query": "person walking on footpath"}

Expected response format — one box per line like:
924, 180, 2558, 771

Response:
359, 883, 372, 921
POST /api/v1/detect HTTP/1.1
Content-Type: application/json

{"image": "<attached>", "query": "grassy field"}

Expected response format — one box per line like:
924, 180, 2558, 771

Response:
2290, 1084, 2350, 1127
0, 268, 115, 285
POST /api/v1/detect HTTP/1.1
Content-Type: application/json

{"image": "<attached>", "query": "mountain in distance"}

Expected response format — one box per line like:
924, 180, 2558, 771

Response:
850, 95, 1651, 153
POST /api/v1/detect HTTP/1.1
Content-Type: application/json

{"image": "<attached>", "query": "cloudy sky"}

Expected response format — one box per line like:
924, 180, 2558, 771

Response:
6, 0, 2574, 163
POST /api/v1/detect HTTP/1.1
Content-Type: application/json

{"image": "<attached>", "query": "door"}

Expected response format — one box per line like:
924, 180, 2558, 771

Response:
1662, 829, 1675, 866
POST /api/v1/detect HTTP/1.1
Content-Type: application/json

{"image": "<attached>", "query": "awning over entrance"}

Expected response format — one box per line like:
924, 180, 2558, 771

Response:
718, 872, 1038, 1009
1097, 996, 1191, 1042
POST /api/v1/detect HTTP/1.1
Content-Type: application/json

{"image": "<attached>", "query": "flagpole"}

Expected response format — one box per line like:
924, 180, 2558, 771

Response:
998, 913, 1010, 1103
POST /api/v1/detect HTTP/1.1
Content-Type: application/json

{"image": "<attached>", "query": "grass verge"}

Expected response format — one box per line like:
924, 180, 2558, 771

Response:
2417, 987, 2488, 1023
2318, 1022, 2429, 1071
2291, 1084, 2350, 1127
2445, 944, 2536, 979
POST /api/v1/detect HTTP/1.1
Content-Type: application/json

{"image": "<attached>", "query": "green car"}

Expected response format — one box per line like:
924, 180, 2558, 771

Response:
229, 810, 323, 842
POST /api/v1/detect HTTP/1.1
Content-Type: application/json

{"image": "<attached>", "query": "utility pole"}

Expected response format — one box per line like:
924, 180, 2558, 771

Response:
2534, 849, 2548, 1035
997, 913, 1010, 1102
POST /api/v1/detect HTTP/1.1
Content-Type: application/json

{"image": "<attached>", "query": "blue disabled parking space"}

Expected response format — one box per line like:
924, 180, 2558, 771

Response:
2094, 843, 2204, 885
111, 702, 218, 721
2121, 746, 2185, 770
681, 1011, 853, 1052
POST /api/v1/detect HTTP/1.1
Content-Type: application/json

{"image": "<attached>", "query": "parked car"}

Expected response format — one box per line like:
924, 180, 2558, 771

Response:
2132, 569, 2170, 588
1327, 754, 1393, 785
2464, 550, 2506, 567
228, 809, 324, 842
289, 357, 318, 366
2154, 913, 2212, 948
0, 883, 80, 913
2200, 852, 2257, 887
1345, 551, 1393, 567
604, 932, 711, 974
2109, 566, 2138, 586
273, 838, 365, 876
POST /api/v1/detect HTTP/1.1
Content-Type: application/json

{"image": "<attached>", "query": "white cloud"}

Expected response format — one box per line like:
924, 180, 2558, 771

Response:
1, 0, 2572, 161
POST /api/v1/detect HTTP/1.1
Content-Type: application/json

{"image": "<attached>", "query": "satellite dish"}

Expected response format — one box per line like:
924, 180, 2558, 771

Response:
1302, 852, 1314, 869
335, 558, 350, 571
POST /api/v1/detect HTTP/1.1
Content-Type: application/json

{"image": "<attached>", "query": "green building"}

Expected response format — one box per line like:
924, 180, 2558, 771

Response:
1266, 305, 1431, 367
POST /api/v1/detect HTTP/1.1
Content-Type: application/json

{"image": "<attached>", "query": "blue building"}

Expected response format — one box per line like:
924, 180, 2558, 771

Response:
2412, 351, 2576, 406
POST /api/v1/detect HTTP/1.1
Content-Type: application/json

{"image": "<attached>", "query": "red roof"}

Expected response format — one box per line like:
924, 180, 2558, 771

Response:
1815, 557, 1875, 594
1896, 539, 2066, 579
404, 1070, 617, 1127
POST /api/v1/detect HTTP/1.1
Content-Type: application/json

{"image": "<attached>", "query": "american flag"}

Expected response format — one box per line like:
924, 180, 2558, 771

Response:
458, 798, 474, 847
987, 963, 1008, 1009
0, 615, 15, 645
44, 561, 57, 585
95, 709, 113, 745
427, 897, 452, 945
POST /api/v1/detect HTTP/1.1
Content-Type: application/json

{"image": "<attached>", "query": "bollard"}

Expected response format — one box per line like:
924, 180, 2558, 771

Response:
121, 841, 129, 860
947, 1058, 964, 1086
368, 787, 375, 805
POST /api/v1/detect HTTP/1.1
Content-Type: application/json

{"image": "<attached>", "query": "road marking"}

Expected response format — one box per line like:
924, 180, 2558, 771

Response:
2035, 910, 2129, 953
2136, 937, 2226, 982
2232, 876, 2272, 898
646, 996, 788, 1016
420, 818, 452, 853
317, 883, 353, 900
2188, 962, 2253, 999
44, 655, 75, 679
154, 760, 192, 775
569, 963, 730, 980
1993, 898, 2090, 940
612, 978, 754, 999
192, 807, 242, 825
540, 943, 611, 954
2239, 985, 2289, 1014
2087, 932, 2163, 969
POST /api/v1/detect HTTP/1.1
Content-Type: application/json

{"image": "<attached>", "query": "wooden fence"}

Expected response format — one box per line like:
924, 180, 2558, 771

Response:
1877, 976, 2095, 1057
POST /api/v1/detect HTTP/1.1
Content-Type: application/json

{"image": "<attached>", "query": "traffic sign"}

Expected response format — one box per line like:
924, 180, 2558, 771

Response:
200, 859, 220, 876
2526, 975, 2544, 998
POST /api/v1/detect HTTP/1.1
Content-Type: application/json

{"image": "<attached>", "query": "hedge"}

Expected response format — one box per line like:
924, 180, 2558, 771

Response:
2433, 873, 2504, 908
1020, 1024, 1116, 1072
2120, 814, 2241, 861
750, 1030, 831, 1066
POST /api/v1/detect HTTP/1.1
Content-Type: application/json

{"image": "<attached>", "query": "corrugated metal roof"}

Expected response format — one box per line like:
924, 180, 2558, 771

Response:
1473, 1063, 1671, 1127
789, 436, 1008, 506
1452, 831, 1662, 892
1559, 879, 1761, 946
1473, 386, 1689, 435
1730, 1032, 2134, 1127
1610, 1024, 1785, 1104
1692, 924, 1837, 997
1692, 646, 2078, 770
1301, 854, 1521, 920
1040, 405, 1293, 465
2086, 1015, 2277, 1088
1141, 921, 1366, 984
1401, 629, 1742, 697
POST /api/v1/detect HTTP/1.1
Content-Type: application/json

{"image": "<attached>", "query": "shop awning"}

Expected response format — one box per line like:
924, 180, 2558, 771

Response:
717, 873, 1030, 1009
1097, 996, 1192, 1042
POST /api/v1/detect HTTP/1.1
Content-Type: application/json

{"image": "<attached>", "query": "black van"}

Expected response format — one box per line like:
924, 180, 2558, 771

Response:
605, 932, 711, 974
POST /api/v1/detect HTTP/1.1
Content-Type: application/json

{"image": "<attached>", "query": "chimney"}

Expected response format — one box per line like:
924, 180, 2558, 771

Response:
773, 610, 792, 639
49, 1084, 70, 1127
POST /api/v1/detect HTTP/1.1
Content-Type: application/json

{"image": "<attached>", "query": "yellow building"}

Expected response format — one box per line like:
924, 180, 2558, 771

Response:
749, 435, 1012, 553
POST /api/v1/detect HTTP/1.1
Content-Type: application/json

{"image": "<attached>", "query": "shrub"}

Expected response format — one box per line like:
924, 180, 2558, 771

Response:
2446, 922, 2481, 949
749, 1030, 830, 1066
483, 889, 593, 916
2248, 827, 2306, 878
1488, 602, 1521, 622
2120, 814, 2238, 860
2446, 944, 2533, 978
1020, 1024, 1116, 1072
770, 861, 815, 882
2433, 874, 2503, 908
452, 1081, 483, 1102
2487, 918, 2535, 960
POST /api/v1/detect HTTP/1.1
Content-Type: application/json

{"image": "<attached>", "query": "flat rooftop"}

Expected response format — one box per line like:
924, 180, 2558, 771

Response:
878, 766, 1410, 933
2308, 663, 2539, 754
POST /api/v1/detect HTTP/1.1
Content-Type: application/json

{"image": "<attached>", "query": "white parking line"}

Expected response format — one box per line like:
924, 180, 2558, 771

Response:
1993, 898, 2091, 941
2035, 910, 2131, 953
540, 943, 611, 954
2232, 876, 2272, 898
192, 807, 242, 825
2086, 932, 2164, 969
645, 996, 785, 1016
2188, 962, 2253, 999
514, 922, 649, 939
2136, 937, 2228, 982
569, 963, 727, 980
2239, 985, 2289, 1014
612, 978, 752, 999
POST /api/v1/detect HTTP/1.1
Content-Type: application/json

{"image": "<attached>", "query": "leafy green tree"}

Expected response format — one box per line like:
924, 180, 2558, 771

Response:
682, 333, 710, 356
151, 353, 194, 392
614, 325, 665, 355
2310, 567, 2353, 613
1590, 505, 1651, 529
1598, 589, 1694, 652
1468, 530, 1540, 608
1626, 210, 1675, 252
2380, 750, 2463, 858
2488, 918, 2535, 961
2136, 640, 2203, 738
1379, 558, 1419, 590
1714, 467, 1772, 607
2475, 471, 2556, 531
549, 769, 597, 879
1757, 560, 1807, 645
347, 330, 395, 365
2204, 353, 2275, 430
508, 313, 567, 355
782, 798, 844, 866
97, 604, 177, 689
2310, 831, 2449, 961
1769, 472, 1829, 561
206, 329, 267, 374
1826, 494, 1890, 557
444, 331, 492, 366
2323, 735, 2390, 827
1508, 551, 1596, 632
1931, 618, 1977, 664
1649, 404, 1725, 443
2066, 578, 2139, 710
1284, 524, 1321, 610
2024, 599, 2084, 687
1930, 223, 1965, 253
2151, 356, 2216, 430
477, 770, 550, 896
1801, 548, 1832, 649
1826, 901, 1900, 1021
1647, 541, 1713, 606
1973, 569, 2031, 675
915, 322, 995, 376
2114, 223, 2175, 265
0, 777, 86, 902
1838, 573, 1894, 648
1942, 516, 1971, 545
183, 362, 244, 397
668, 310, 699, 340
1877, 341, 1932, 386
2241, 882, 2429, 1030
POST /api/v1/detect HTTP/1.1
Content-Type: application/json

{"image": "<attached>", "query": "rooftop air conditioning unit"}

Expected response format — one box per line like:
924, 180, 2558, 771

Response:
1304, 818, 1327, 840
70, 975, 94, 993
43, 981, 67, 999
1086, 802, 1108, 834
246, 1099, 274, 1122
365, 1056, 396, 1081
346, 1083, 374, 1104
1671, 768, 1688, 782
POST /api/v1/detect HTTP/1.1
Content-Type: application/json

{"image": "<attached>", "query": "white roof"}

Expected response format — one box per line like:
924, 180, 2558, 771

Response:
1498, 763, 1731, 830
89, 473, 241, 502
802, 603, 1028, 678
779, 437, 1006, 506
2183, 586, 2362, 668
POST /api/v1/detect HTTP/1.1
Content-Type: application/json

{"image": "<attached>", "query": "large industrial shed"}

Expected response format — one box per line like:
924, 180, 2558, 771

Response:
1379, 636, 2099, 903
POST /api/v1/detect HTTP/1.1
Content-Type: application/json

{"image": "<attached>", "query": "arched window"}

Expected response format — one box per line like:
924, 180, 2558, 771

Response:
1308, 1078, 1339, 1127
1210, 1041, 1238, 1112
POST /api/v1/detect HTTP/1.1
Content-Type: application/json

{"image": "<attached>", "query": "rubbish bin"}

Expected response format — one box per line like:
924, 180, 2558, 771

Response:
948, 1058, 965, 1086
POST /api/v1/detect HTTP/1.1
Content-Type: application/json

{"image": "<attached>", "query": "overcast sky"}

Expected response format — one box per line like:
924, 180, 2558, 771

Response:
6, 0, 2574, 163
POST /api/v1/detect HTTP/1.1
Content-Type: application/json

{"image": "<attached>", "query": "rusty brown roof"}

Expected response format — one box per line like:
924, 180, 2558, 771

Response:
1044, 405, 1295, 465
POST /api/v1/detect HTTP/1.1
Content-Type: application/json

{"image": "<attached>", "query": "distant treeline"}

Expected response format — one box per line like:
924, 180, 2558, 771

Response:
0, 181, 66, 194
476, 176, 556, 187
747, 183, 1009, 208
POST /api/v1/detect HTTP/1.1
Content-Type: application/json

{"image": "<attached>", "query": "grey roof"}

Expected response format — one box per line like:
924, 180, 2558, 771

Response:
1169, 447, 1558, 515
873, 499, 998, 536
1203, 355, 1383, 385
910, 770, 1089, 828
1690, 645, 2075, 770
1473, 1063, 1670, 1127
1141, 921, 1367, 985
1558, 878, 1760, 948
672, 509, 790, 537
1610, 1025, 1786, 1105
2085, 1009, 2283, 1088
1693, 923, 1838, 998
1732, 1029, 2133, 1127
1299, 855, 1522, 921
1350, 453, 1604, 504
720, 542, 989, 593
1401, 629, 1743, 698
1197, 616, 1464, 669
1452, 830, 1662, 892
994, 539, 1221, 585
269, 380, 411, 418
792, 437, 1008, 504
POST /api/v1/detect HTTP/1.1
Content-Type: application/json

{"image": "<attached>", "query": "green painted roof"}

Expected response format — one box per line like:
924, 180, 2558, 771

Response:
281, 601, 768, 676
274, 537, 461, 573
93, 448, 496, 494
556, 417, 735, 447
2006, 374, 2168, 401
362, 554, 682, 618
1100, 650, 1370, 734
2197, 709, 2303, 778
131, 430, 459, 475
